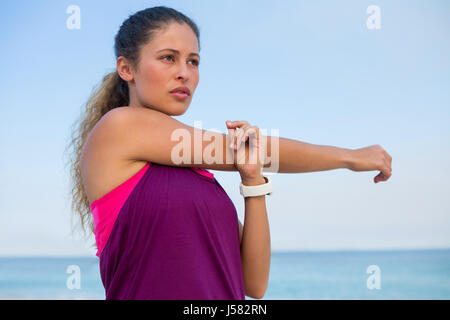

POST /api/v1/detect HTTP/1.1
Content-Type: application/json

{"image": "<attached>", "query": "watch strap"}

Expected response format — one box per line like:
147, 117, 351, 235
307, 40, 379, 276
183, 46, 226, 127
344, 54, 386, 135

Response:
239, 175, 273, 197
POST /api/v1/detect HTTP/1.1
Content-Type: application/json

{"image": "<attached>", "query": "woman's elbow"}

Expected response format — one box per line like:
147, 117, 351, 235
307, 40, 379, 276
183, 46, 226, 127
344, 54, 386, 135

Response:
246, 284, 268, 300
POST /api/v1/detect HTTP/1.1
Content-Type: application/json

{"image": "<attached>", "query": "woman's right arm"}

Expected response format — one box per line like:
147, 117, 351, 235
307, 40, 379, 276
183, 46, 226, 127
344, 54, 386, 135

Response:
96, 106, 391, 182
97, 106, 239, 170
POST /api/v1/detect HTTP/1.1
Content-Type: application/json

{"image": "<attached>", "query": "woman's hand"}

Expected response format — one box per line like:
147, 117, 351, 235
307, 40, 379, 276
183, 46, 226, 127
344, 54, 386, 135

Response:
226, 120, 265, 184
347, 145, 392, 183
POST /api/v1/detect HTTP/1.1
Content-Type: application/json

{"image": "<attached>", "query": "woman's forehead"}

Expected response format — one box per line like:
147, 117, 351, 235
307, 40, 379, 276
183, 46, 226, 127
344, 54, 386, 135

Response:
147, 23, 199, 54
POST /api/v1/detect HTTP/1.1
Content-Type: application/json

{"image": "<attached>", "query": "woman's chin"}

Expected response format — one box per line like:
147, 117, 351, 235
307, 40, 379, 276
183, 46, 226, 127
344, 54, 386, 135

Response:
168, 103, 190, 116
171, 108, 188, 116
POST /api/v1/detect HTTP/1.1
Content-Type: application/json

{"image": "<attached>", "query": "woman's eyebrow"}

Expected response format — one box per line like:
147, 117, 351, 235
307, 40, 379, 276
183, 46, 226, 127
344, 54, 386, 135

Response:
156, 48, 200, 58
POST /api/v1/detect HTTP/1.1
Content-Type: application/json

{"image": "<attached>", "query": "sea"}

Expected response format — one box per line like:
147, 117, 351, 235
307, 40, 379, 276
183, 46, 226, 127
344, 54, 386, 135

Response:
1, 249, 449, 300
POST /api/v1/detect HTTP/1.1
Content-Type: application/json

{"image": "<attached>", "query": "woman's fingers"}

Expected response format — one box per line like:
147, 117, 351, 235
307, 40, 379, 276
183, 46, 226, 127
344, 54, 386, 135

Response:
247, 127, 263, 165
226, 121, 250, 150
383, 158, 392, 178
244, 127, 258, 147
225, 121, 236, 149
225, 121, 265, 175
235, 124, 251, 150
226, 120, 249, 128
375, 172, 387, 183
226, 122, 263, 167
375, 160, 392, 183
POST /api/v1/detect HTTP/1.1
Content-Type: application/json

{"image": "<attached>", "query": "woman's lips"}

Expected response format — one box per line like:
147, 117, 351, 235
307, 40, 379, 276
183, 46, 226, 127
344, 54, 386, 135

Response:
170, 91, 189, 99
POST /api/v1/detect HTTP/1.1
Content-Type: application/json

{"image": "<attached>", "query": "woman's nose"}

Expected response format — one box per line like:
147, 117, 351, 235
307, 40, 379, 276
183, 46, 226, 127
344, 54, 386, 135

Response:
175, 64, 189, 81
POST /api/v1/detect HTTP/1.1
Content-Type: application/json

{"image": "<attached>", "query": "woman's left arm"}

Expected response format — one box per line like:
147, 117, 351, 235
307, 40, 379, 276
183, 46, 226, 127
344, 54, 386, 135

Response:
239, 176, 271, 300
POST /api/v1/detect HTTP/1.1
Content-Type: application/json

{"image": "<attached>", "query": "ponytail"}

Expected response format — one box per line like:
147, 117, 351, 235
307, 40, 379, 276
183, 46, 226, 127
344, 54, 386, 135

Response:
64, 70, 128, 244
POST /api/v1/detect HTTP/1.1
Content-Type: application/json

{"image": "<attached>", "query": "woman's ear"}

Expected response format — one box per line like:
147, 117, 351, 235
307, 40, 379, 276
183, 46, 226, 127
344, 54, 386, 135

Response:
116, 56, 134, 82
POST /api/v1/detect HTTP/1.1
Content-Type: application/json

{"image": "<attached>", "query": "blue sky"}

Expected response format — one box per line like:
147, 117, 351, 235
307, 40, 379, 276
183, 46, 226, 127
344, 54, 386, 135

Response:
0, 0, 449, 256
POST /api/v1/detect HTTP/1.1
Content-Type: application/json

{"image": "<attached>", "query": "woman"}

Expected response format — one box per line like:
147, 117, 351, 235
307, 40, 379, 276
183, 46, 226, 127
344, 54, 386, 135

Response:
67, 6, 392, 300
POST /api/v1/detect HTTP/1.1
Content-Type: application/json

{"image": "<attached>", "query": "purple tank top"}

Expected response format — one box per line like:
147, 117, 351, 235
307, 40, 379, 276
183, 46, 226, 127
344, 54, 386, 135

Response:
90, 162, 245, 300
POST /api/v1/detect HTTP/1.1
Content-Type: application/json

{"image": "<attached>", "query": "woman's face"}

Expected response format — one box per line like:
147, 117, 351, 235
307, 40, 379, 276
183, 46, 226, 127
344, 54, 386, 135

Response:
125, 22, 200, 116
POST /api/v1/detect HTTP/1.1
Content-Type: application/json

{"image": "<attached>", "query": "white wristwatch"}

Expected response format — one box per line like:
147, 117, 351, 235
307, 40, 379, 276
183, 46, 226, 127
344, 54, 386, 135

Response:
239, 175, 273, 197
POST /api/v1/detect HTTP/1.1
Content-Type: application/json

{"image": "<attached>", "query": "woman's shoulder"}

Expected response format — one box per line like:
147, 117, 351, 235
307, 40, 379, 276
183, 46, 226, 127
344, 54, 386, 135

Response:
80, 111, 149, 206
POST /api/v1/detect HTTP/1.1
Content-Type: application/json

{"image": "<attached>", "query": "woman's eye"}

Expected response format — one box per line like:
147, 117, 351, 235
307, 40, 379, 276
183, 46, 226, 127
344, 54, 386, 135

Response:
162, 55, 174, 62
162, 55, 199, 66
